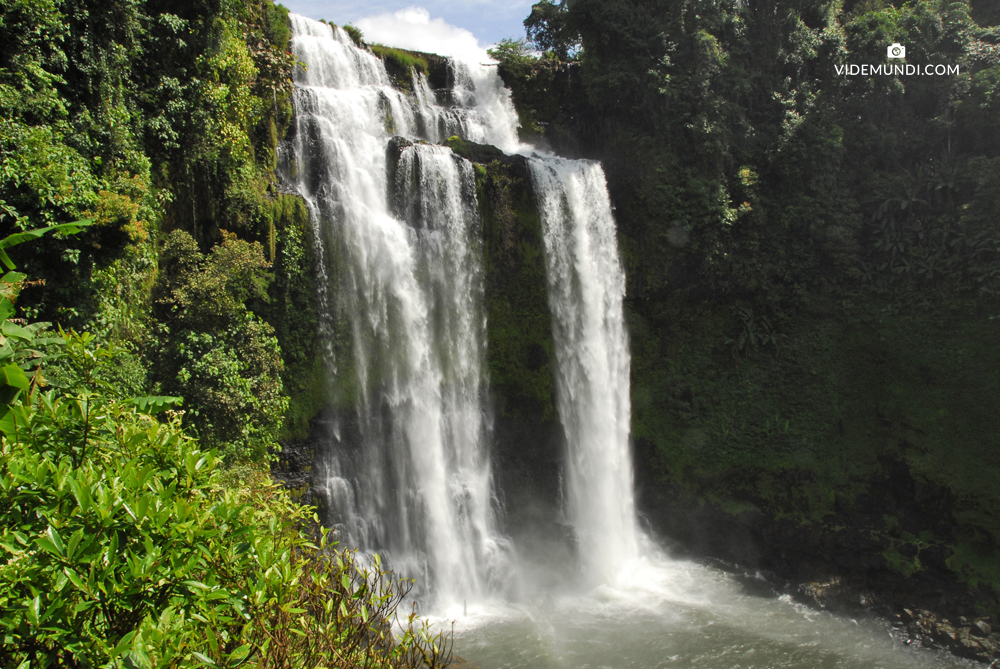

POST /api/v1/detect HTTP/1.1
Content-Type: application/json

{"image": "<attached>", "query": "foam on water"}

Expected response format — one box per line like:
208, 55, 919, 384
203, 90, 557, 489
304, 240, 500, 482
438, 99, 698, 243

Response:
444, 556, 973, 669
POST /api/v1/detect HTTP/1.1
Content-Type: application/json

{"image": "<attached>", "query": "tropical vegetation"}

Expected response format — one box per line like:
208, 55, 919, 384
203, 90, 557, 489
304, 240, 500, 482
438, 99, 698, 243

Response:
0, 0, 450, 664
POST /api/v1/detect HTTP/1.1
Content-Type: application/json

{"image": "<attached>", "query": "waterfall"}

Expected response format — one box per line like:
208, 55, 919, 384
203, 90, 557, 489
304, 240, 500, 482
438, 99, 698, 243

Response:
410, 63, 519, 151
285, 15, 505, 605
282, 16, 981, 669
529, 157, 640, 582
286, 11, 638, 602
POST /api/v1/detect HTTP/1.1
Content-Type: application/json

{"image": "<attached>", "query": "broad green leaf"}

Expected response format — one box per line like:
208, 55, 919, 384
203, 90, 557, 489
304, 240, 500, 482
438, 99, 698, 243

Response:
36, 535, 62, 557
186, 650, 213, 667
26, 595, 41, 625
0, 272, 26, 285
110, 630, 138, 658
0, 386, 21, 408
64, 568, 87, 592
46, 525, 65, 557
0, 408, 17, 439
228, 644, 251, 661
0, 220, 94, 251
206, 626, 219, 652
130, 396, 183, 413
69, 478, 91, 513
1, 321, 32, 340
2, 364, 29, 390
123, 649, 152, 669
66, 528, 83, 560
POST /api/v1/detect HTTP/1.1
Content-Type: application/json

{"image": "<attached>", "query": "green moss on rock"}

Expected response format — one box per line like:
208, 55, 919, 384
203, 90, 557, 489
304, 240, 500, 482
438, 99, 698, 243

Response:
476, 155, 556, 421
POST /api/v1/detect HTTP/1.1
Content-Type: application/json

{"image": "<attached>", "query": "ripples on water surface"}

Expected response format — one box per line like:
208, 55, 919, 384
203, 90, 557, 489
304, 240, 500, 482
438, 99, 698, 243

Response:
443, 554, 973, 669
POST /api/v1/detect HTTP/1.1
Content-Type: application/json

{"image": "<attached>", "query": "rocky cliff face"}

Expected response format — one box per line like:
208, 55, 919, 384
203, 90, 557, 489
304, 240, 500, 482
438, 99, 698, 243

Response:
445, 136, 577, 582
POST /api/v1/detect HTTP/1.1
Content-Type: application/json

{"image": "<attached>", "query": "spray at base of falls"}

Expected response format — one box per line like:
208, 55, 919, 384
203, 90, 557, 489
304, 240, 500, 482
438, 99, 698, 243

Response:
286, 12, 639, 606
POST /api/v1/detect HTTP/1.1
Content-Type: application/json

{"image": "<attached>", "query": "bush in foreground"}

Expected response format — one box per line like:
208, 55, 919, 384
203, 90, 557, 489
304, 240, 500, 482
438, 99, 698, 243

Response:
0, 234, 450, 668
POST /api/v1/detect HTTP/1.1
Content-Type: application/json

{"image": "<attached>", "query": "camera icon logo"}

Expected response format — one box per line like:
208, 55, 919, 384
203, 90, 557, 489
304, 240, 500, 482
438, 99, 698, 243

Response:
887, 43, 906, 59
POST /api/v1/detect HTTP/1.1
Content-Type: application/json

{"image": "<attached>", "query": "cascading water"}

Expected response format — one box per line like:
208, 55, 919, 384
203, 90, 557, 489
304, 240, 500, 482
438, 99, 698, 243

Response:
411, 64, 519, 151
284, 12, 980, 667
286, 11, 638, 603
285, 15, 507, 605
529, 157, 640, 582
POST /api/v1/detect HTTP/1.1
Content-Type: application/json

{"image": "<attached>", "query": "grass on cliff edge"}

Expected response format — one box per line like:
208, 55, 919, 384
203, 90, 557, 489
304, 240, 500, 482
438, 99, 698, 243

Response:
370, 45, 429, 77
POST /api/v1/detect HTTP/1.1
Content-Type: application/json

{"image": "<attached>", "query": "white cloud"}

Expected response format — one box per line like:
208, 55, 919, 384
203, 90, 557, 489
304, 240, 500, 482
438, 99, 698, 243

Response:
355, 7, 492, 64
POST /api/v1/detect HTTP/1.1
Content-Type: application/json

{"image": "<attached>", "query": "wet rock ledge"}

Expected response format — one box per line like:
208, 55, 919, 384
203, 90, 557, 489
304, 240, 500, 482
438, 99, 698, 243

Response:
797, 577, 1000, 663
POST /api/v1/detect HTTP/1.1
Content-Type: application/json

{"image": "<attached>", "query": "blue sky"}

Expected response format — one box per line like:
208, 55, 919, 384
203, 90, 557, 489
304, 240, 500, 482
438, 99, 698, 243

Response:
278, 1, 534, 51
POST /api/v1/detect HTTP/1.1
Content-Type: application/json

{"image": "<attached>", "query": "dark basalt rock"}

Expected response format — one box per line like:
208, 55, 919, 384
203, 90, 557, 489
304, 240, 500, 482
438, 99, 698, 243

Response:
272, 409, 341, 515
386, 135, 413, 214
441, 136, 535, 184
386, 135, 413, 165
893, 608, 1000, 662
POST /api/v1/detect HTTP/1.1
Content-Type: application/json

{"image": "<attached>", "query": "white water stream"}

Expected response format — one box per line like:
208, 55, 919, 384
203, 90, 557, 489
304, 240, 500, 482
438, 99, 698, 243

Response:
285, 14, 972, 667
286, 15, 510, 605
530, 156, 639, 584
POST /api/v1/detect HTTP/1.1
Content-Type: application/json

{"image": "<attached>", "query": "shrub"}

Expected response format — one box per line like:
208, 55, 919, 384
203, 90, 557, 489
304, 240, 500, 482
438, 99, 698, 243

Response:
487, 38, 536, 78
370, 45, 430, 78
154, 230, 287, 463
0, 389, 451, 667
0, 266, 450, 667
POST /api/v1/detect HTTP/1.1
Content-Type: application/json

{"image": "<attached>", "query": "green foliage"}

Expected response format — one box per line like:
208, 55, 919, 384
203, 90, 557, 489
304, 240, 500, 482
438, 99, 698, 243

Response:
0, 0, 301, 337
0, 282, 451, 667
630, 293, 1000, 606
264, 196, 323, 441
0, 0, 69, 125
488, 38, 535, 76
342, 24, 364, 47
474, 158, 556, 421
722, 304, 780, 360
154, 230, 287, 463
370, 44, 429, 87
524, 1, 579, 60
142, 1, 296, 246
0, 0, 322, 449
502, 0, 1000, 614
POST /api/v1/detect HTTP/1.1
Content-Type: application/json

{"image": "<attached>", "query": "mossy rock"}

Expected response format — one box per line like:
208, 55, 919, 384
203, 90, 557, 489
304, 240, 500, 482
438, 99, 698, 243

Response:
443, 136, 506, 164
